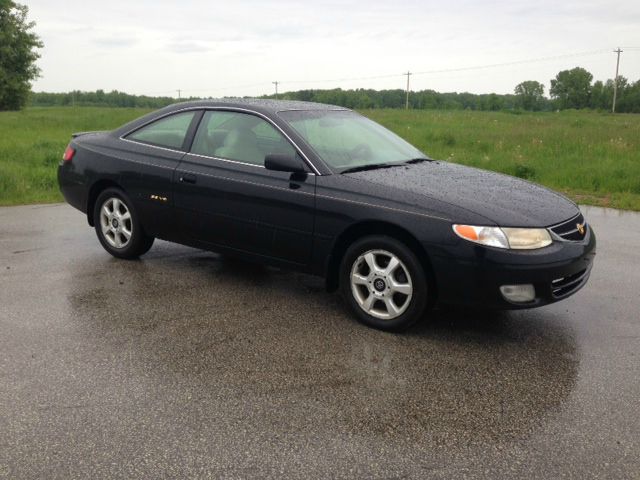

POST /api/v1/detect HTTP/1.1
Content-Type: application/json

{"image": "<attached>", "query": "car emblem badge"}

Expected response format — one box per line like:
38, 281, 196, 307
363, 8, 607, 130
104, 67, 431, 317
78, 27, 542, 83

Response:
576, 223, 585, 235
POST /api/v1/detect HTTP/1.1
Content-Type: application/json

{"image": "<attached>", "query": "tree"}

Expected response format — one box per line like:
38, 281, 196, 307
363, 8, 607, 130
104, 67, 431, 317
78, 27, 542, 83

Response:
514, 80, 545, 111
0, 1, 43, 110
617, 79, 640, 113
549, 67, 593, 109
589, 80, 608, 110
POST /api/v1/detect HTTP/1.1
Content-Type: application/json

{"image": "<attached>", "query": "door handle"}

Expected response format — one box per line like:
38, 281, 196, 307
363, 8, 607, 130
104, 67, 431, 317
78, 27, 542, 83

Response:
179, 173, 197, 184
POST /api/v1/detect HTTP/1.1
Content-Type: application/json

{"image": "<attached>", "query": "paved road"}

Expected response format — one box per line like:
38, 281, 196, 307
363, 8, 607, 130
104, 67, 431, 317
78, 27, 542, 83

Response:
0, 204, 638, 479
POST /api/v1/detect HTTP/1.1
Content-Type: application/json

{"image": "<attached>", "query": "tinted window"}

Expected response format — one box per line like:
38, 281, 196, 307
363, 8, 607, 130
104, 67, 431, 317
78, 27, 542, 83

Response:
191, 111, 296, 166
127, 111, 196, 150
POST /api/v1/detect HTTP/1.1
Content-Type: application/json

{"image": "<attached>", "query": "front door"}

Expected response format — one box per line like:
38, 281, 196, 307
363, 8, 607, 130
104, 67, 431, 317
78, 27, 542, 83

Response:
173, 110, 316, 267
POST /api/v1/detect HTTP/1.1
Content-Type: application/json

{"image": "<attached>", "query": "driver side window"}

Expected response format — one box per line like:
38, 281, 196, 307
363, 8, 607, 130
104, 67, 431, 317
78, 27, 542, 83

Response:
191, 111, 296, 166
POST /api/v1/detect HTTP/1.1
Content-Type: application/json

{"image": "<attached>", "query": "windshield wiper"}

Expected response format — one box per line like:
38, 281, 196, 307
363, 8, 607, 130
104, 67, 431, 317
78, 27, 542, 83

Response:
340, 163, 403, 174
341, 158, 433, 174
403, 157, 433, 164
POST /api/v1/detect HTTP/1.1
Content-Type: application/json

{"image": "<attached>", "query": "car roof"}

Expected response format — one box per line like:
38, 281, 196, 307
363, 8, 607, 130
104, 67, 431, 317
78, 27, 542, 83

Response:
110, 98, 352, 157
163, 98, 349, 114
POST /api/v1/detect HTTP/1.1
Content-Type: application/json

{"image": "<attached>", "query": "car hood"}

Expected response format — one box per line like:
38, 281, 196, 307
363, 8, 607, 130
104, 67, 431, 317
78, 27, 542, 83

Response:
343, 161, 578, 227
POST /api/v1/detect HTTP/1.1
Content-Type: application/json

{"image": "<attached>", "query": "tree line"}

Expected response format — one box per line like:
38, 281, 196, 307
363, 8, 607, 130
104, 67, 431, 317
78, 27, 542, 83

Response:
26, 67, 640, 113
512, 67, 640, 113
261, 67, 640, 113
29, 90, 180, 109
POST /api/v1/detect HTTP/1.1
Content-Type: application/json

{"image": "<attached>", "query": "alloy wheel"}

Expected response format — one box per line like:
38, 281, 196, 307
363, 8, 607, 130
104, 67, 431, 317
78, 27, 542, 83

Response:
350, 249, 413, 320
99, 197, 132, 249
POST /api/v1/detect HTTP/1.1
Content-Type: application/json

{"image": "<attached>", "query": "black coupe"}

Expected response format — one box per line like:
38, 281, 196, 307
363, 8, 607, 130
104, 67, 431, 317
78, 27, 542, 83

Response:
58, 99, 596, 330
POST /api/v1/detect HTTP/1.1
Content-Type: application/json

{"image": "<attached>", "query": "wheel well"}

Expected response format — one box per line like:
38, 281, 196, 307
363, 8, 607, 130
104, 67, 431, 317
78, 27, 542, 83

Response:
325, 221, 437, 301
86, 179, 122, 226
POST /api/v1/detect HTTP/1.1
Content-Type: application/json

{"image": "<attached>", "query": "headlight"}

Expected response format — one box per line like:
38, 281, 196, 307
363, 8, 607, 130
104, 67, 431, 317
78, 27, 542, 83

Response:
501, 227, 552, 249
452, 225, 509, 248
453, 225, 552, 250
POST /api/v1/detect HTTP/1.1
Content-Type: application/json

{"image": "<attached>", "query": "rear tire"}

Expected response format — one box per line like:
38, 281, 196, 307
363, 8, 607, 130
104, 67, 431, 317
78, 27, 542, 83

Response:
340, 235, 429, 331
93, 188, 154, 259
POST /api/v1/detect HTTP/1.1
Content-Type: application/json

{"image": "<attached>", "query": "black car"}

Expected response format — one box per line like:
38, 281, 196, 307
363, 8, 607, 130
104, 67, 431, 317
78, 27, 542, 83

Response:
58, 99, 595, 330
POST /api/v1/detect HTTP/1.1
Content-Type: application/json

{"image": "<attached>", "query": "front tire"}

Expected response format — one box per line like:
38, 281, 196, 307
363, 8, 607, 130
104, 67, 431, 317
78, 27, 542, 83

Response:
93, 188, 154, 259
340, 235, 429, 331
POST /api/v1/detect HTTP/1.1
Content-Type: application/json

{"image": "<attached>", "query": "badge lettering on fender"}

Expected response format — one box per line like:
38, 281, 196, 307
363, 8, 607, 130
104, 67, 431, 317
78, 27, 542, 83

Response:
150, 194, 168, 202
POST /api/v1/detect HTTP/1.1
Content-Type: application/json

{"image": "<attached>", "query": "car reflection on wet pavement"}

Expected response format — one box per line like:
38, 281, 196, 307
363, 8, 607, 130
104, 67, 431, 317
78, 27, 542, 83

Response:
0, 204, 638, 478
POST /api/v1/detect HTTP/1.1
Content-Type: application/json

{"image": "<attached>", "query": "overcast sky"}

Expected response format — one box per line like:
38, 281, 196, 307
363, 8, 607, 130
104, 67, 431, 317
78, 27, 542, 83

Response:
28, 0, 640, 97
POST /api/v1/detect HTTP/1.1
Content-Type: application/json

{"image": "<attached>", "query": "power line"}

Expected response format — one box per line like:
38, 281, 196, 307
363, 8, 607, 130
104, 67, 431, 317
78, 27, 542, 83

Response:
173, 82, 270, 96
412, 49, 611, 76
276, 49, 611, 88
272, 81, 279, 99
284, 72, 404, 86
142, 48, 619, 98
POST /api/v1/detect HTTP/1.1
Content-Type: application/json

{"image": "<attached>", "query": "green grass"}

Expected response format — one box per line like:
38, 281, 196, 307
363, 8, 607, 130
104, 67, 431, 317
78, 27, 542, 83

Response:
1, 107, 639, 210
0, 107, 152, 206
364, 109, 640, 211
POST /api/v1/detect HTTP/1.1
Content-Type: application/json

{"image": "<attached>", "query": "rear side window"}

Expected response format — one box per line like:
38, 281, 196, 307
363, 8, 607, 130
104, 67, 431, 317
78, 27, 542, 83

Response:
126, 111, 196, 150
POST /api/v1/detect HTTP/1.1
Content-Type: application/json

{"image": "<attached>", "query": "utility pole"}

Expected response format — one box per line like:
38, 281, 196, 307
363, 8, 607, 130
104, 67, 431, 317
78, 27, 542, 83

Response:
272, 81, 279, 99
612, 48, 622, 113
176, 89, 181, 100
404, 71, 412, 110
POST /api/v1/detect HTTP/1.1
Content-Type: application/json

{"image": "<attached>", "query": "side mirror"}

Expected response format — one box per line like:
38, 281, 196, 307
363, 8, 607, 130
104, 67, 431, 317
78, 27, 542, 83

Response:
265, 154, 307, 174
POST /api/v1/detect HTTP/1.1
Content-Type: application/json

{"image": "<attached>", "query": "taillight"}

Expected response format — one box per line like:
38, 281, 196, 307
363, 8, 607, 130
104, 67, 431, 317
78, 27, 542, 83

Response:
62, 145, 75, 162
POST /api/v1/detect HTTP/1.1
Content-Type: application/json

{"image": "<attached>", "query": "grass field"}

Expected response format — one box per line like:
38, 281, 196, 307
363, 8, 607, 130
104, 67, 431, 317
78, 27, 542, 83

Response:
0, 107, 153, 205
365, 109, 640, 211
1, 107, 639, 210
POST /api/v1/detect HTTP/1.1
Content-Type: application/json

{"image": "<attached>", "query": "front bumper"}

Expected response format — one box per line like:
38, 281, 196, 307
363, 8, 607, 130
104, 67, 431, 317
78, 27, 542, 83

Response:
428, 226, 596, 309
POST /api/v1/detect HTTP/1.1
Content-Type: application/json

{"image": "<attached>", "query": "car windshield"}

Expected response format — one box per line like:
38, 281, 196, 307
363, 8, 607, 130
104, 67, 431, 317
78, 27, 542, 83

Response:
278, 110, 428, 172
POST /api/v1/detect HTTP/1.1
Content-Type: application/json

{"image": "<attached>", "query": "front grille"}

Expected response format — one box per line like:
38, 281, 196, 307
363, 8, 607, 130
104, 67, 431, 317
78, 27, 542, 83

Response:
550, 213, 588, 241
551, 268, 588, 298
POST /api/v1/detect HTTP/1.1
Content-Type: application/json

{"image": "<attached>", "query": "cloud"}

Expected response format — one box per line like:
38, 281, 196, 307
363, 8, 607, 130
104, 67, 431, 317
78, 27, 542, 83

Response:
164, 40, 212, 53
26, 0, 640, 96
93, 37, 138, 48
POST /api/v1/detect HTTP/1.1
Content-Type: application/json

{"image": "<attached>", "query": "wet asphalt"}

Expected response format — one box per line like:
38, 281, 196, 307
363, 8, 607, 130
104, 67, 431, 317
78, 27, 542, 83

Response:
0, 204, 638, 479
